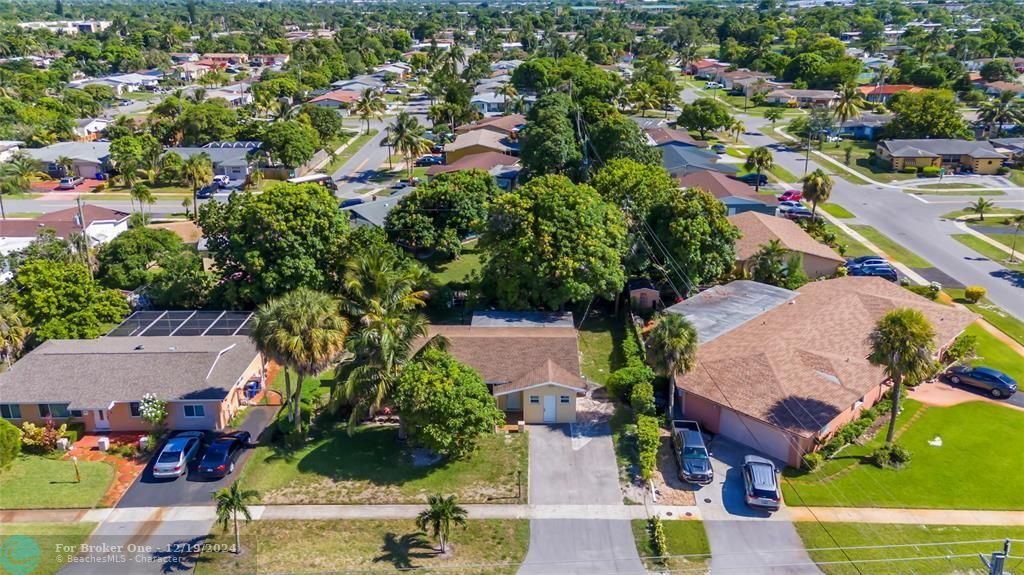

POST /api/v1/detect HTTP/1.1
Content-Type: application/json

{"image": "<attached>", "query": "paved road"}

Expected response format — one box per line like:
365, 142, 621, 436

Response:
517, 425, 645, 575
696, 438, 823, 575
117, 406, 275, 508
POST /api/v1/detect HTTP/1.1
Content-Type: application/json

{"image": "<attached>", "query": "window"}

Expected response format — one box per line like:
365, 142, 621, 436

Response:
0, 404, 22, 419
529, 396, 540, 404
183, 404, 205, 418
37, 403, 70, 418
560, 396, 570, 404
70, 410, 83, 418
129, 402, 141, 417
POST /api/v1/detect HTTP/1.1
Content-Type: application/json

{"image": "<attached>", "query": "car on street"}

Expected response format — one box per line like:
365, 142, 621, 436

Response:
152, 431, 204, 479
339, 197, 365, 208
736, 173, 768, 186
848, 264, 898, 282
384, 88, 402, 95
55, 176, 85, 190
197, 431, 251, 479
778, 190, 803, 202
712, 143, 727, 154
196, 185, 216, 199
945, 366, 1017, 398
671, 421, 714, 485
414, 155, 444, 167
118, 99, 132, 107
391, 180, 412, 190
742, 455, 782, 511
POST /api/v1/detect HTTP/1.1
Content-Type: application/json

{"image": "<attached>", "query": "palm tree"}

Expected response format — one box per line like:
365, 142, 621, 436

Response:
730, 119, 745, 143
868, 309, 936, 444
353, 88, 386, 135
1005, 214, 1024, 263
801, 169, 833, 216
415, 494, 467, 554
497, 83, 518, 115
181, 196, 192, 219
250, 288, 349, 427
55, 156, 75, 178
833, 82, 865, 129
750, 239, 790, 285
0, 303, 30, 368
129, 183, 154, 214
978, 91, 1024, 138
188, 87, 208, 104
213, 481, 260, 555
645, 312, 698, 415
445, 43, 467, 76
181, 153, 213, 221
628, 83, 658, 118
0, 155, 48, 220
967, 198, 995, 221
744, 146, 774, 193
389, 112, 432, 181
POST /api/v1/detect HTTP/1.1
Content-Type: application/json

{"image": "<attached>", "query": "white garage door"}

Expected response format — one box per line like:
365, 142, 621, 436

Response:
719, 409, 793, 464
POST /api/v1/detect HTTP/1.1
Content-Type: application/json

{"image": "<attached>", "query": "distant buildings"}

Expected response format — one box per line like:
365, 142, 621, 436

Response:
0, 206, 129, 258
17, 20, 110, 34
23, 141, 111, 178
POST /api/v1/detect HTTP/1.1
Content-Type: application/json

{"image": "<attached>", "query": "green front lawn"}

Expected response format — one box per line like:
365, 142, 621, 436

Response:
825, 224, 873, 259
0, 455, 114, 509
577, 311, 626, 385
241, 424, 528, 505
426, 241, 483, 286
195, 519, 529, 575
816, 141, 918, 183
632, 520, 710, 571
946, 289, 1024, 346
0, 522, 98, 575
797, 522, 1024, 575
913, 182, 985, 190
783, 401, 1024, 509
820, 203, 856, 219
951, 234, 1024, 273
965, 323, 1024, 383
323, 129, 378, 174
1009, 168, 1024, 187
849, 225, 933, 268
942, 208, 1024, 219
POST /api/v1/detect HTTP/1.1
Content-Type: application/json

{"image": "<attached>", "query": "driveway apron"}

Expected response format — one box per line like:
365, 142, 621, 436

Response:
517, 424, 646, 575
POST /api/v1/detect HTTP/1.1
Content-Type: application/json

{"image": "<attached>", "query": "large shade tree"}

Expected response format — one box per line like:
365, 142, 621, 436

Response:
867, 308, 936, 444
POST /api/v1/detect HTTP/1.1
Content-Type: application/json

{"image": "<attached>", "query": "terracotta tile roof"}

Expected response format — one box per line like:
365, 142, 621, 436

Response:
644, 127, 708, 148
728, 211, 844, 263
309, 90, 361, 104
455, 114, 526, 135
0, 206, 128, 239
676, 170, 778, 206
425, 151, 519, 176
857, 84, 921, 96
493, 359, 587, 395
675, 277, 977, 437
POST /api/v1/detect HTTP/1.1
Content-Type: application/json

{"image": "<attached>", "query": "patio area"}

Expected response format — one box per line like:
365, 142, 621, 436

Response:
64, 433, 149, 507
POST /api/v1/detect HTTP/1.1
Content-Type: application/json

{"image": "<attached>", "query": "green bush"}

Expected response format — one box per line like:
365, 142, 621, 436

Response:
944, 333, 977, 365
920, 166, 941, 177
630, 381, 656, 417
63, 422, 85, 444
20, 420, 68, 455
964, 285, 986, 303
648, 516, 668, 563
901, 166, 918, 174
607, 365, 655, 402
997, 166, 1011, 175
869, 443, 911, 468
0, 418, 22, 468
905, 285, 939, 300
802, 452, 824, 471
622, 315, 645, 368
636, 414, 660, 481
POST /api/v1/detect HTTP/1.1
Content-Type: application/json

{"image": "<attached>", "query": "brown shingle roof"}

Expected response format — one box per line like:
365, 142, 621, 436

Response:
675, 277, 976, 437
425, 152, 519, 176
445, 130, 514, 153
728, 211, 844, 263
493, 359, 587, 395
309, 90, 360, 104
676, 170, 778, 206
0, 205, 128, 239
645, 127, 708, 148
455, 114, 526, 135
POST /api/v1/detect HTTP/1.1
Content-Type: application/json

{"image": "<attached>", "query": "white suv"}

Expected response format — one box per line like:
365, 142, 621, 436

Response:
704, 81, 724, 89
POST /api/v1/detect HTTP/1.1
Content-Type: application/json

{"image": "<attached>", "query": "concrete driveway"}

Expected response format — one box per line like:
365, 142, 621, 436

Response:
517, 424, 645, 575
117, 406, 275, 508
696, 438, 822, 575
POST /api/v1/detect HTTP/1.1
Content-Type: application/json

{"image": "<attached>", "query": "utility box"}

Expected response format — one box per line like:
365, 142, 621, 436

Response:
97, 436, 110, 451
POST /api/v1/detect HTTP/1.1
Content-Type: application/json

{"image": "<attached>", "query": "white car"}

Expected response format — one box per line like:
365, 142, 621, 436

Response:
152, 431, 204, 479
212, 175, 231, 187
704, 81, 724, 89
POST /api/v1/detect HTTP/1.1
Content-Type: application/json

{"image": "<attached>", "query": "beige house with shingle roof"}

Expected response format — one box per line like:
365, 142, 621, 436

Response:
729, 211, 845, 279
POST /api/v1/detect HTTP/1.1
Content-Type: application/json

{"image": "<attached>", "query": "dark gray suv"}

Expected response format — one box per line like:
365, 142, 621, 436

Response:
671, 420, 714, 485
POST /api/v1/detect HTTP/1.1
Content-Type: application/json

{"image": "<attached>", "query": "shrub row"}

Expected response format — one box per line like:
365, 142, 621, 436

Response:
814, 395, 893, 462
622, 314, 645, 368
636, 414, 660, 481
647, 516, 668, 564
920, 166, 941, 177
630, 381, 656, 417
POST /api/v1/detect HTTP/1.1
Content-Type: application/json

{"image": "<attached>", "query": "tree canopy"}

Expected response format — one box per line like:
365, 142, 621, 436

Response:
12, 259, 129, 341
646, 187, 740, 287
885, 90, 970, 139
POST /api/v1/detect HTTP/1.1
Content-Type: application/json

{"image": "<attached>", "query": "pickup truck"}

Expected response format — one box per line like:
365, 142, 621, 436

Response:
671, 420, 714, 485
56, 176, 85, 190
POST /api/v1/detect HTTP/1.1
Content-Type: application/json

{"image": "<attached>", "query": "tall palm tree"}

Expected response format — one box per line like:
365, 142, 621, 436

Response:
868, 309, 936, 444
353, 88, 386, 135
0, 155, 48, 220
1005, 214, 1024, 264
250, 288, 349, 426
181, 153, 213, 221
497, 83, 518, 115
628, 83, 658, 118
833, 82, 866, 129
744, 146, 774, 193
181, 196, 192, 219
967, 198, 995, 221
445, 43, 467, 76
801, 169, 833, 216
213, 481, 260, 555
730, 119, 745, 143
645, 312, 698, 415
55, 156, 75, 177
415, 493, 467, 554
0, 303, 30, 369
978, 91, 1024, 138
389, 112, 432, 181
129, 183, 154, 214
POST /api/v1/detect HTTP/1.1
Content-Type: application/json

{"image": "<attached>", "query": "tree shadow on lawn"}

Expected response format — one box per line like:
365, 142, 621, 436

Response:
374, 531, 435, 569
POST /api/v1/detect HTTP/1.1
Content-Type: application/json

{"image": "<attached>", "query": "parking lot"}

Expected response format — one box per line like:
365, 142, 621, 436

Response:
116, 406, 275, 508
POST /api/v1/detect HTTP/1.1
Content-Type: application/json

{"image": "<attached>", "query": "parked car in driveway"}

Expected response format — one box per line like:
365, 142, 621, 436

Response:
704, 81, 724, 89
197, 431, 251, 479
849, 264, 898, 282
845, 255, 887, 269
212, 175, 231, 188
414, 155, 444, 167
711, 143, 727, 154
56, 176, 85, 190
778, 190, 803, 202
671, 420, 714, 485
736, 173, 768, 186
945, 366, 1018, 398
196, 185, 216, 199
742, 455, 782, 511
153, 431, 204, 479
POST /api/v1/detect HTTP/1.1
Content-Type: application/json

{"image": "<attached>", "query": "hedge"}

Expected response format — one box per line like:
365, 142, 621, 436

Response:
607, 365, 655, 402
630, 381, 656, 417
637, 414, 660, 481
0, 418, 22, 468
920, 166, 941, 177
622, 314, 645, 368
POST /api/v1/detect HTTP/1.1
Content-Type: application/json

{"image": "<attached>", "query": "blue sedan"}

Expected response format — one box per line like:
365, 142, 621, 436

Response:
945, 366, 1018, 398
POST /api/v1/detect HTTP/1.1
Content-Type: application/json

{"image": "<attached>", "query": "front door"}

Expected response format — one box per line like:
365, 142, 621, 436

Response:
506, 392, 522, 411
93, 408, 110, 431
543, 395, 556, 423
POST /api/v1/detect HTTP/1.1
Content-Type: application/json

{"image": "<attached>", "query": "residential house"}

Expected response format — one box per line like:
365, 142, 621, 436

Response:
167, 143, 257, 181
455, 114, 526, 138
0, 140, 23, 163
668, 277, 975, 466
765, 89, 838, 108
857, 84, 921, 104
627, 279, 661, 311
691, 59, 730, 79
839, 113, 892, 140
251, 54, 290, 67
0, 332, 263, 433
201, 53, 249, 66
416, 312, 587, 424
491, 60, 522, 73
660, 145, 739, 179
470, 92, 507, 116
173, 61, 212, 82
24, 141, 111, 178
0, 205, 129, 257
728, 211, 845, 278
876, 139, 1007, 174
425, 152, 521, 190
204, 83, 254, 107
73, 118, 109, 141
331, 74, 384, 92
984, 81, 1024, 98
308, 90, 361, 109
374, 62, 411, 79
343, 189, 413, 228
990, 137, 1024, 161
17, 20, 111, 34
644, 126, 708, 148
444, 129, 518, 163
676, 169, 776, 215
169, 52, 200, 63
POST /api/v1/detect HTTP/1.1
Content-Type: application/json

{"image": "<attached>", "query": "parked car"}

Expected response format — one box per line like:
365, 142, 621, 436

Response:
55, 176, 85, 190
849, 264, 898, 282
391, 180, 411, 190
711, 143, 727, 154
196, 185, 216, 199
152, 431, 204, 479
704, 81, 724, 89
197, 431, 251, 479
742, 455, 782, 511
736, 173, 768, 186
945, 366, 1017, 398
846, 255, 886, 269
778, 190, 803, 202
784, 206, 815, 220
384, 87, 402, 95
118, 99, 132, 107
339, 197, 364, 208
671, 421, 714, 485
212, 175, 231, 188
414, 155, 444, 167
777, 200, 805, 212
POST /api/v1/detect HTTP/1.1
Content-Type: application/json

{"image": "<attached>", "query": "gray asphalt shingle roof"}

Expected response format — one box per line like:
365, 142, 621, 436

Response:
660, 143, 738, 177
879, 139, 1006, 159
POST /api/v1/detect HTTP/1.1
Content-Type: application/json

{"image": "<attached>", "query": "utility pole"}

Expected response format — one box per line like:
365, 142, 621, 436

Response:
980, 539, 1010, 575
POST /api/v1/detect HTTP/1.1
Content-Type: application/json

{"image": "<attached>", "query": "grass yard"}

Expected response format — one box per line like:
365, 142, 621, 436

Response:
951, 234, 1024, 273
946, 289, 1024, 346
796, 523, 1024, 575
826, 224, 874, 259
241, 424, 528, 505
577, 311, 626, 385
1009, 168, 1024, 187
324, 129, 378, 174
0, 522, 98, 575
913, 182, 985, 190
3, 211, 44, 218
0, 456, 114, 509
820, 203, 856, 219
783, 401, 1024, 509
942, 207, 1024, 219
816, 141, 918, 183
99, 183, 192, 196
909, 188, 1004, 197
632, 520, 710, 571
425, 241, 483, 286
965, 323, 1024, 383
849, 225, 933, 268
195, 519, 529, 575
